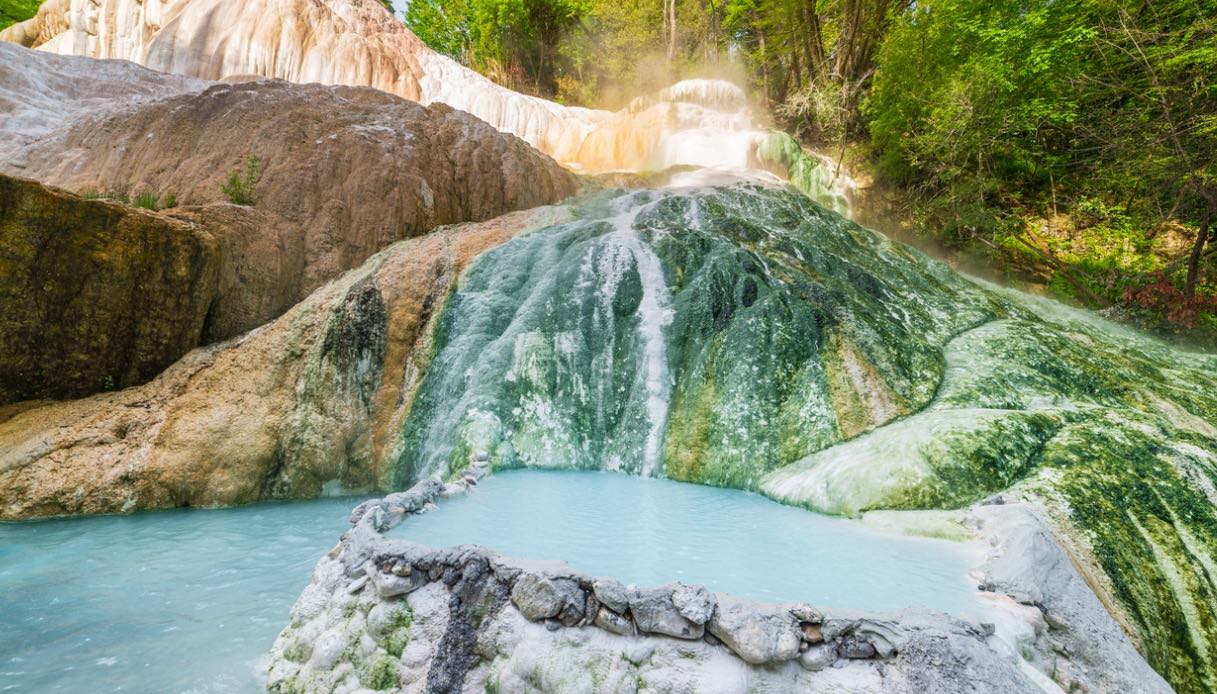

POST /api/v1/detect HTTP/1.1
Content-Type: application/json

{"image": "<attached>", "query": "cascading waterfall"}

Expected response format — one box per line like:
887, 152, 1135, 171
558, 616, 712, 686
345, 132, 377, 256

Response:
396, 183, 995, 485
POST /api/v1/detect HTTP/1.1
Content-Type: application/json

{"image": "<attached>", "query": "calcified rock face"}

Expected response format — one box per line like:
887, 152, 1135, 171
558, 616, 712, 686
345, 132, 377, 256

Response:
0, 43, 576, 401
0, 0, 849, 182
0, 205, 568, 518
0, 175, 217, 402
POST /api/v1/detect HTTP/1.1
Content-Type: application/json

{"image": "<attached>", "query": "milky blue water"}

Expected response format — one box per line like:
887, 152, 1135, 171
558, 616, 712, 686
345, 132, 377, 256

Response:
392, 469, 984, 615
0, 471, 984, 693
0, 498, 357, 693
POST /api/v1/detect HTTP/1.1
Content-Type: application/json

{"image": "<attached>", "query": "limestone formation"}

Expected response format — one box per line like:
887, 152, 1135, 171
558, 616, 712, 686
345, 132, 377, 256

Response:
0, 174, 218, 402
0, 205, 570, 518
0, 43, 577, 402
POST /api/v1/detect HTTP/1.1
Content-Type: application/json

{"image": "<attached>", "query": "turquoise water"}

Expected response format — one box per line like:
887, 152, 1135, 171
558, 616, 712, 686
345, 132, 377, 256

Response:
0, 498, 357, 693
0, 472, 984, 693
393, 469, 984, 615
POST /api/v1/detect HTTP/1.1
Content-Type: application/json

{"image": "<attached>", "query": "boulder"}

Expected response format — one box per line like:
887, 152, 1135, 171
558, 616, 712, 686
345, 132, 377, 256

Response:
628, 585, 707, 640
594, 607, 636, 636
798, 644, 837, 671
592, 578, 629, 614
510, 574, 585, 625
707, 595, 804, 665
671, 583, 716, 625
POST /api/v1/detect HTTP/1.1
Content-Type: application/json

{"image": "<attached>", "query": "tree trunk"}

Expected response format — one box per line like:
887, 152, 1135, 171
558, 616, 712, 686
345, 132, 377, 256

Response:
1185, 210, 1211, 299
758, 26, 769, 107
666, 0, 677, 63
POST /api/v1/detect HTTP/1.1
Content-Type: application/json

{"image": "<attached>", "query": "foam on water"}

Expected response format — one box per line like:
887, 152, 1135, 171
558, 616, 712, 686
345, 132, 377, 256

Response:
391, 469, 985, 615
0, 498, 356, 693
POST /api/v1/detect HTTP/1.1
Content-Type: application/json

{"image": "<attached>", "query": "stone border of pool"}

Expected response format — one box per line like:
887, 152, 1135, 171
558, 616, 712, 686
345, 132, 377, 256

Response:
266, 464, 1172, 693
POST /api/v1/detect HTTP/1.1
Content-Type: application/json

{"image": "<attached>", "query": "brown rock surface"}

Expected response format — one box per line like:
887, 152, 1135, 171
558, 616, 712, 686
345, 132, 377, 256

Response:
6, 77, 578, 340
0, 205, 572, 519
0, 174, 219, 403
0, 45, 577, 404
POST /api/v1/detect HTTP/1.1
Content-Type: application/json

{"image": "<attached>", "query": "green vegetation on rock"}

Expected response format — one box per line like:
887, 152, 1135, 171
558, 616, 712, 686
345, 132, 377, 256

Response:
393, 180, 1217, 692
0, 0, 38, 30
397, 185, 997, 485
220, 155, 262, 206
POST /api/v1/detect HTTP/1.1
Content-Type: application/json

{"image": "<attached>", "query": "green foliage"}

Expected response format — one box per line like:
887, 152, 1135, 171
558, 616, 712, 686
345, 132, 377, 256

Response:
220, 155, 262, 206
0, 0, 40, 31
866, 1, 1217, 306
132, 192, 160, 210
407, 0, 588, 96
82, 189, 178, 211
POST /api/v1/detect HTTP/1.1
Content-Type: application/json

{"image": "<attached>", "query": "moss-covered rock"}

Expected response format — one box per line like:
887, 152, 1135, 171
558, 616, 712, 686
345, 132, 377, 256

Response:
0, 175, 219, 403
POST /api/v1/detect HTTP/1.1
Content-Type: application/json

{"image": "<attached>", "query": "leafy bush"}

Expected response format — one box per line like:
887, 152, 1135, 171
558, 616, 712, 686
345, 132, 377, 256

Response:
220, 155, 263, 206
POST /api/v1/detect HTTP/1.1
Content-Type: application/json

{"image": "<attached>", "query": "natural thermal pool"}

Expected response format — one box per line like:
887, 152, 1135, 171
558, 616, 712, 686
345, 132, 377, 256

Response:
0, 497, 357, 693
0, 471, 986, 693
391, 469, 985, 615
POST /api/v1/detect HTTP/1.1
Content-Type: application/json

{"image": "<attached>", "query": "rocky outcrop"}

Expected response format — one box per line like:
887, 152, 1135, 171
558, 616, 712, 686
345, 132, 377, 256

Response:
0, 44, 577, 402
0, 205, 569, 518
0, 175, 218, 402
0, 0, 847, 178
5, 75, 577, 339
265, 476, 1166, 693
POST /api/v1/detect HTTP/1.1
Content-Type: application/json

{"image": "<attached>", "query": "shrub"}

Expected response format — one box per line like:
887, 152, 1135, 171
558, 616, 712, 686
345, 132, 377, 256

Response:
220, 155, 263, 205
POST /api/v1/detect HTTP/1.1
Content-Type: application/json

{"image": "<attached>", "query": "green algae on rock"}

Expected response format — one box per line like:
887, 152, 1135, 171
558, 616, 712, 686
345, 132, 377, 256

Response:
395, 184, 999, 486
756, 131, 854, 217
395, 181, 1217, 693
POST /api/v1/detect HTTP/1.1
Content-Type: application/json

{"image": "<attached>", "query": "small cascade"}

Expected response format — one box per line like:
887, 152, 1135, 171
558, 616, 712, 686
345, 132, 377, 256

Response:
396, 184, 992, 484
601, 198, 675, 476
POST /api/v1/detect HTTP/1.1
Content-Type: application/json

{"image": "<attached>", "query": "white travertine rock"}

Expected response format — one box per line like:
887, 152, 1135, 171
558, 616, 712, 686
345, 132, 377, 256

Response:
1, 0, 804, 174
